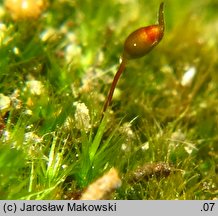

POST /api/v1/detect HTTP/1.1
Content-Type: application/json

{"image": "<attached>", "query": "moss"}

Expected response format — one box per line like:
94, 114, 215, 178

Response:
0, 0, 217, 200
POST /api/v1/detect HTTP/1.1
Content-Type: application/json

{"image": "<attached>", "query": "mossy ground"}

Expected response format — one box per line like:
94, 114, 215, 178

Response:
0, 0, 217, 200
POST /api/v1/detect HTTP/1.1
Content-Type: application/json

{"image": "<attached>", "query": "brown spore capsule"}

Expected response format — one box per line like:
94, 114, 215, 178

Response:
123, 2, 164, 59
102, 2, 165, 117
123, 25, 163, 59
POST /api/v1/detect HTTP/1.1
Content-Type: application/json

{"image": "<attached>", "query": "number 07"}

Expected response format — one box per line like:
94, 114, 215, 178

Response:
202, 203, 215, 211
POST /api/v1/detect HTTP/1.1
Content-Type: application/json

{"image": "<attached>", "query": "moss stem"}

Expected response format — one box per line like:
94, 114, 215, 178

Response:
102, 58, 127, 116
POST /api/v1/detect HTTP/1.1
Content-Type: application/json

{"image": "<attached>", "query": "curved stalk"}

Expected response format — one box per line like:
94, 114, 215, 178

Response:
102, 59, 127, 114
101, 2, 164, 120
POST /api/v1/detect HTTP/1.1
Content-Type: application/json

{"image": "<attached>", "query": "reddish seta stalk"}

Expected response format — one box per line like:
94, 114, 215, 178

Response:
102, 2, 165, 119
102, 59, 126, 113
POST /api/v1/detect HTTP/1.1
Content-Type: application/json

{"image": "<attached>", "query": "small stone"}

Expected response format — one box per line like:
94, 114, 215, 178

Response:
25, 80, 44, 95
181, 66, 196, 87
5, 0, 47, 21
0, 94, 11, 115
74, 102, 91, 132
80, 168, 121, 200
